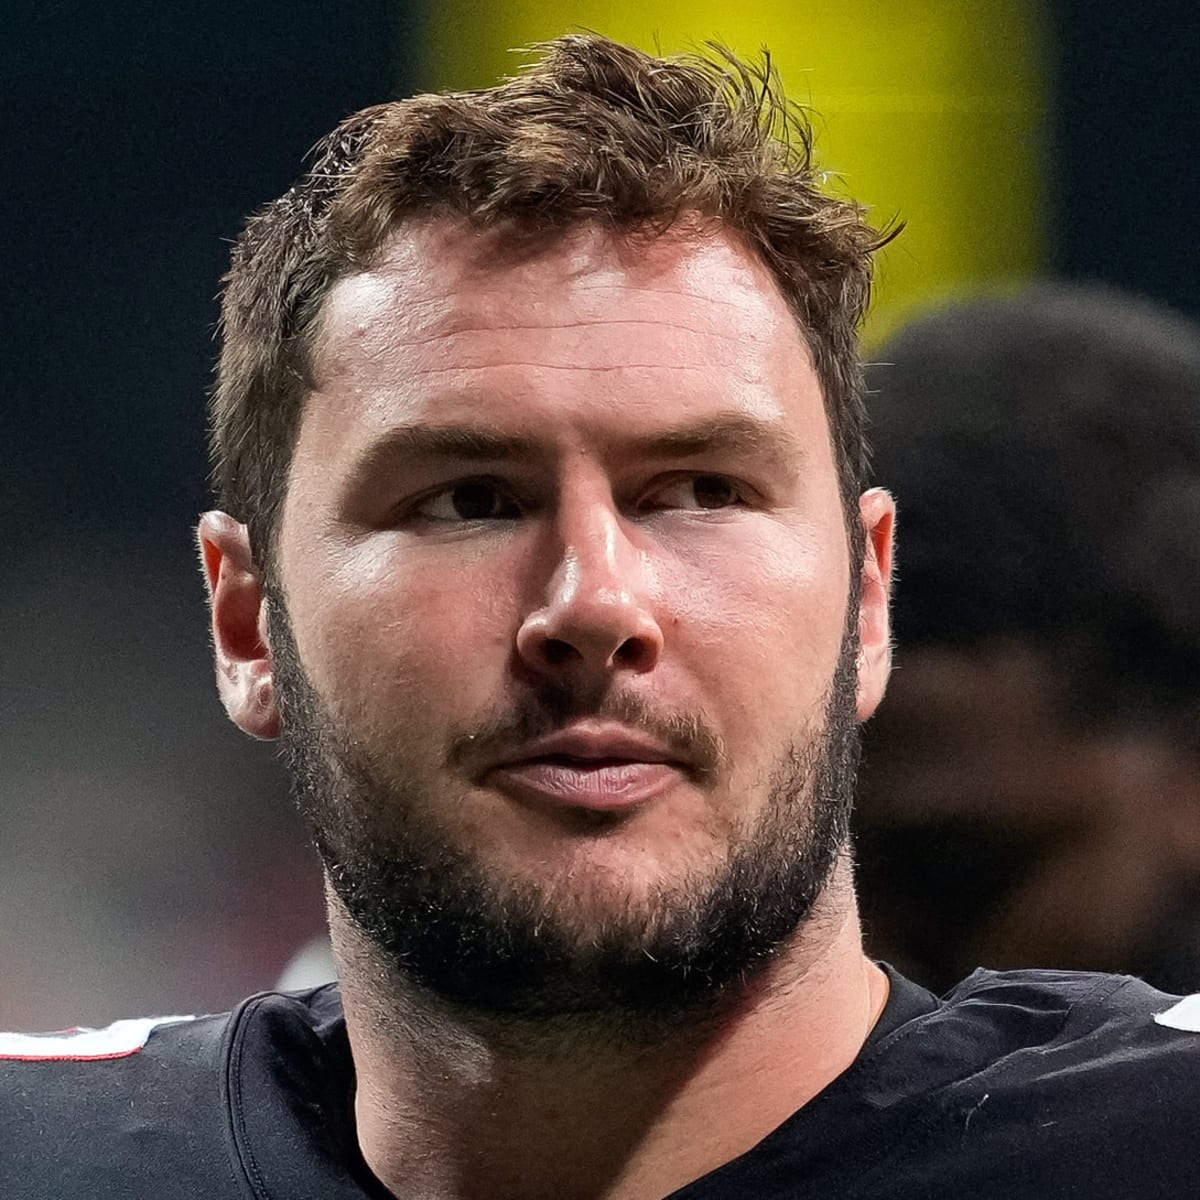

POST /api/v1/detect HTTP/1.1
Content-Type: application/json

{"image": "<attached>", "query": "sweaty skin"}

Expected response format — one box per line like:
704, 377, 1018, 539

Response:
201, 220, 894, 1200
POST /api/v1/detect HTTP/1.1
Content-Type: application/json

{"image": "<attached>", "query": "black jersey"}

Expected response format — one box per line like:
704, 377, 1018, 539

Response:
3, 967, 1199, 1198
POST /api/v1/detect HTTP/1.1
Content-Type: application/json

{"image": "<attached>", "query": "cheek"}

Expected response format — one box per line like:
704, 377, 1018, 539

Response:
665, 524, 849, 697
284, 542, 519, 731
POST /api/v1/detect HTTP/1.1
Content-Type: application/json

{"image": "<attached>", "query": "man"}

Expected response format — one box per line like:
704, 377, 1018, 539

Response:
3, 36, 1198, 1200
856, 285, 1200, 994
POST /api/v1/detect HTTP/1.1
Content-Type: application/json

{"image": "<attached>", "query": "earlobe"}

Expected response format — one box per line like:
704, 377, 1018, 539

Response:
196, 511, 281, 739
855, 488, 896, 721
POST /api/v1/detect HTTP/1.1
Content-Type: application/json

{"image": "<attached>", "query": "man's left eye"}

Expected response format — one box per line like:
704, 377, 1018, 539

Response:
643, 474, 746, 511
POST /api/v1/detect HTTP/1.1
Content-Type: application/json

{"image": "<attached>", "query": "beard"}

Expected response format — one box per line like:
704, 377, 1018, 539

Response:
269, 599, 861, 1022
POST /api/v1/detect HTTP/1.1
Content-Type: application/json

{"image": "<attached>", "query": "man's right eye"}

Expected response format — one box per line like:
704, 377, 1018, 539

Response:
410, 479, 522, 522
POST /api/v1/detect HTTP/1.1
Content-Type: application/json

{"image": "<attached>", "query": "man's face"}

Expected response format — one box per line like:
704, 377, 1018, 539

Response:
222, 221, 892, 1015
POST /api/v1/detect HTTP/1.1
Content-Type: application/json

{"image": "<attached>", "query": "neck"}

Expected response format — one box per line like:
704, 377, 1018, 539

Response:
334, 861, 888, 1200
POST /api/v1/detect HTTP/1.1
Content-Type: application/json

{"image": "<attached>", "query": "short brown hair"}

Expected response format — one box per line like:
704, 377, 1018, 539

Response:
211, 33, 890, 564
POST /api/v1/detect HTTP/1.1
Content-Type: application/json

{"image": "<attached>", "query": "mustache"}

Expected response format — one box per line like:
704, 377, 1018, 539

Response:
445, 685, 726, 785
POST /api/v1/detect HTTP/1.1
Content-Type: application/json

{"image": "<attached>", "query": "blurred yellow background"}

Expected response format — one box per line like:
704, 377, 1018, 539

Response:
421, 1, 1045, 343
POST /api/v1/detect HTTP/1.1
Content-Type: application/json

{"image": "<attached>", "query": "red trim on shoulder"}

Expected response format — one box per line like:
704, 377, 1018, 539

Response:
0, 1015, 196, 1061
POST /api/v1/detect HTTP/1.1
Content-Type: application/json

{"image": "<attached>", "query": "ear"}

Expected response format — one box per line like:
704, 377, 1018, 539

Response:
855, 488, 896, 721
196, 511, 280, 739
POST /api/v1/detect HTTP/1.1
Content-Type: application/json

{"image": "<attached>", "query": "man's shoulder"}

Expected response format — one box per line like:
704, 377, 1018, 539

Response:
937, 965, 1200, 1051
0, 1006, 231, 1105
899, 966, 1200, 1091
0, 985, 347, 1199
861, 968, 1200, 1195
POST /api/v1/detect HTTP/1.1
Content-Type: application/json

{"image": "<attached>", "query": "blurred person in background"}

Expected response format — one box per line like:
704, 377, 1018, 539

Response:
857, 284, 1200, 995
5, 38, 1200, 1200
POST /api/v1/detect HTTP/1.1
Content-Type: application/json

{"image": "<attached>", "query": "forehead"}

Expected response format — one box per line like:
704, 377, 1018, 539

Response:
304, 219, 826, 452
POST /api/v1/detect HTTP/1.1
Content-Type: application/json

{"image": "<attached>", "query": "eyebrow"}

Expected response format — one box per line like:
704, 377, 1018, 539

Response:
354, 425, 537, 466
344, 412, 806, 484
636, 414, 805, 463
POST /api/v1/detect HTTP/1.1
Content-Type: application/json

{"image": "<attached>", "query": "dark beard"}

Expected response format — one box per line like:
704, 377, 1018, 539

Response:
269, 599, 861, 1021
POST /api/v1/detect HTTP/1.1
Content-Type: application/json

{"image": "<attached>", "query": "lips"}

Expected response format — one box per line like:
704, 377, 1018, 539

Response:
481, 725, 688, 811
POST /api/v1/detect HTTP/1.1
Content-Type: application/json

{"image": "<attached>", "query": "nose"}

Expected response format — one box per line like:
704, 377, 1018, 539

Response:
516, 496, 664, 679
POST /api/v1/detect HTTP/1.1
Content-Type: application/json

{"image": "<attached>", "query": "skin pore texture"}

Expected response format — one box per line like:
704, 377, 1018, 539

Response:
200, 219, 894, 1200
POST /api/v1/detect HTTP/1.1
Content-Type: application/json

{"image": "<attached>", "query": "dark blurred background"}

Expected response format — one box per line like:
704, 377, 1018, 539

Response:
2, 1, 1197, 1026
1, 0, 418, 1025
